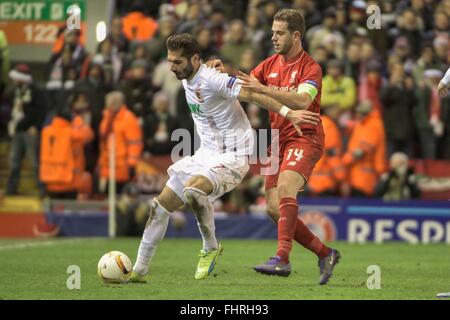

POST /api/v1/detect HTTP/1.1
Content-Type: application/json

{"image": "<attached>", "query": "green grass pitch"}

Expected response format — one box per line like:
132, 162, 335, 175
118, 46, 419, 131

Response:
0, 238, 449, 300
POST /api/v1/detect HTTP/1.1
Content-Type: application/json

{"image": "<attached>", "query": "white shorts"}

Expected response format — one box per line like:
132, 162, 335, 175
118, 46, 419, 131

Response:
166, 148, 249, 203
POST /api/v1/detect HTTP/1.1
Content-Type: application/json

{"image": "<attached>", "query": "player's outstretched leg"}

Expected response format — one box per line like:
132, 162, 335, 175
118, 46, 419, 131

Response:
131, 186, 183, 283
184, 185, 223, 280
130, 199, 170, 283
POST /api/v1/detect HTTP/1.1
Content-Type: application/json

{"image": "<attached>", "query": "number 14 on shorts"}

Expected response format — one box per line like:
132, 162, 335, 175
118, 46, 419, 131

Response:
286, 148, 304, 165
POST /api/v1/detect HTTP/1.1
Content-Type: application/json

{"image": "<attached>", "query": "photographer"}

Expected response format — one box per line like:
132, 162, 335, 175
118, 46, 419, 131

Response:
375, 152, 420, 200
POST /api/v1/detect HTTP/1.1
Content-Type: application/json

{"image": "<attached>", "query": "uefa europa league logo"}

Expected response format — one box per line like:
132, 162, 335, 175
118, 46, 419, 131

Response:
66, 5, 81, 31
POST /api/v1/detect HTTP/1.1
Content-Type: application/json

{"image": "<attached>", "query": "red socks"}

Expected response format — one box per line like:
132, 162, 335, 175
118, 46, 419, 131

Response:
293, 219, 331, 259
276, 197, 331, 263
276, 197, 300, 263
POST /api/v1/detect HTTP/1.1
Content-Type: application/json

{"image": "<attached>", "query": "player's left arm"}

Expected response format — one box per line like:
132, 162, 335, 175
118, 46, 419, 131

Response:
206, 70, 320, 134
237, 64, 321, 110
238, 87, 320, 134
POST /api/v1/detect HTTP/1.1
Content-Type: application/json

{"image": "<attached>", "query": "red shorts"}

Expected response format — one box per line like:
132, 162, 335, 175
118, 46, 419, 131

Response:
264, 137, 323, 191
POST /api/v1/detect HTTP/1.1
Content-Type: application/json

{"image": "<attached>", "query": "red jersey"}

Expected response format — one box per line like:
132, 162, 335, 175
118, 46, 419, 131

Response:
251, 50, 324, 146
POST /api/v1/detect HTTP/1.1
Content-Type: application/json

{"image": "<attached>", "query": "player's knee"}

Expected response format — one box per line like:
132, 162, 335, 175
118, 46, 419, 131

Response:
183, 186, 204, 202
266, 204, 279, 223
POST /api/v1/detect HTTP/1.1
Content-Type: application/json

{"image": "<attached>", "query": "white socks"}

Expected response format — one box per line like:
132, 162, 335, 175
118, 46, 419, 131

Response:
133, 199, 170, 275
184, 187, 218, 251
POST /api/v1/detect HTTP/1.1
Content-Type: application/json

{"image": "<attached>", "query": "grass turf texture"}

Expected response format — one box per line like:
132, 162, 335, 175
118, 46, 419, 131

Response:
0, 238, 449, 300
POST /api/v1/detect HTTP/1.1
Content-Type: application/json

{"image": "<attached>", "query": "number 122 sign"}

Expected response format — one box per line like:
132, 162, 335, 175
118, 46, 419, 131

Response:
0, 0, 85, 46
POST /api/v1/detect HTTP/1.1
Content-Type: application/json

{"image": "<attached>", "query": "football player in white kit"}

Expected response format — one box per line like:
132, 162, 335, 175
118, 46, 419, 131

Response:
131, 33, 321, 282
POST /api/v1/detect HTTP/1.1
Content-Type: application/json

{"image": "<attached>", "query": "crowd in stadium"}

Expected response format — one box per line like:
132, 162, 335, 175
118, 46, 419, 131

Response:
0, 0, 449, 210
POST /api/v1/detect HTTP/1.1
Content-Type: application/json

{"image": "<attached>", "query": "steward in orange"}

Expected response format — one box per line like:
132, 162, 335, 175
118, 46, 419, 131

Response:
308, 114, 345, 196
98, 91, 143, 193
121, 3, 158, 42
342, 100, 386, 197
40, 109, 94, 198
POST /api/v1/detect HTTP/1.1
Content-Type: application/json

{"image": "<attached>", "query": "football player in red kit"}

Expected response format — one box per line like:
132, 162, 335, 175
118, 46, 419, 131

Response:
208, 9, 340, 285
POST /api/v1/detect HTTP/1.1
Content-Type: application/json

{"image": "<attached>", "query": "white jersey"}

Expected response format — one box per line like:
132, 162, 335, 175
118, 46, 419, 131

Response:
182, 64, 254, 155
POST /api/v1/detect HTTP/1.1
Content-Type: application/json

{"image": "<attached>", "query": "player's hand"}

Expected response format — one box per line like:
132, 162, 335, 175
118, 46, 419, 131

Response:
285, 109, 320, 136
237, 71, 266, 94
438, 81, 449, 98
205, 59, 225, 72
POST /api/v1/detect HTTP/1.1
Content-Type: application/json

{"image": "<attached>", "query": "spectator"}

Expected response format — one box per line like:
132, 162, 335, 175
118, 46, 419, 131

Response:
92, 38, 122, 87
147, 15, 176, 63
344, 42, 362, 84
73, 63, 111, 133
109, 17, 130, 60
5, 64, 47, 195
343, 100, 386, 197
305, 7, 344, 59
381, 62, 416, 156
245, 7, 267, 51
424, 10, 449, 42
121, 0, 159, 42
292, 0, 322, 29
40, 108, 94, 199
220, 19, 260, 69
346, 0, 369, 43
433, 35, 449, 71
120, 59, 155, 120
311, 45, 330, 74
391, 8, 424, 58
365, 1, 389, 59
321, 59, 357, 118
0, 30, 10, 98
48, 30, 87, 80
98, 91, 143, 194
152, 58, 182, 116
143, 91, 178, 155
68, 91, 97, 174
207, 6, 227, 49
414, 69, 446, 159
412, 44, 436, 85
47, 37, 83, 110
176, 1, 203, 34
195, 27, 218, 61
238, 48, 259, 74
92, 37, 122, 86
380, 0, 397, 29
409, 0, 434, 31
375, 152, 420, 200
307, 112, 345, 197
359, 60, 384, 115
124, 43, 151, 73
390, 36, 415, 74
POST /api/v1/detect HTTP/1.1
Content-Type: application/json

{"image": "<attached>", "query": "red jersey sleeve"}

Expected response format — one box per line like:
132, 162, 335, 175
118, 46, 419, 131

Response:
250, 60, 267, 85
298, 62, 322, 93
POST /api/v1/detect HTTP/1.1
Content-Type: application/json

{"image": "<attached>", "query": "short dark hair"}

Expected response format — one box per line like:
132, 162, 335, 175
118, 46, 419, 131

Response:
273, 9, 306, 39
166, 33, 201, 59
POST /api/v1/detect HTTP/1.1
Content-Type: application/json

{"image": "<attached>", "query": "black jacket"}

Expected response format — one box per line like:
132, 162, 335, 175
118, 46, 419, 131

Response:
7, 83, 48, 132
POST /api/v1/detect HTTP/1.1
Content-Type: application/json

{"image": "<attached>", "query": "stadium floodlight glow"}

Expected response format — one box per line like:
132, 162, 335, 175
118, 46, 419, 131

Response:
96, 21, 107, 42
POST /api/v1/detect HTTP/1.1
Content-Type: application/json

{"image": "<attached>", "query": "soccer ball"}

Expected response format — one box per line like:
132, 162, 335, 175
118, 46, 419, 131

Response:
97, 251, 132, 284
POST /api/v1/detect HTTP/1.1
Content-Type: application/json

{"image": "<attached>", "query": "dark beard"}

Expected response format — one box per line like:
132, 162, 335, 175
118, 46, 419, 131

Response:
175, 61, 194, 80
